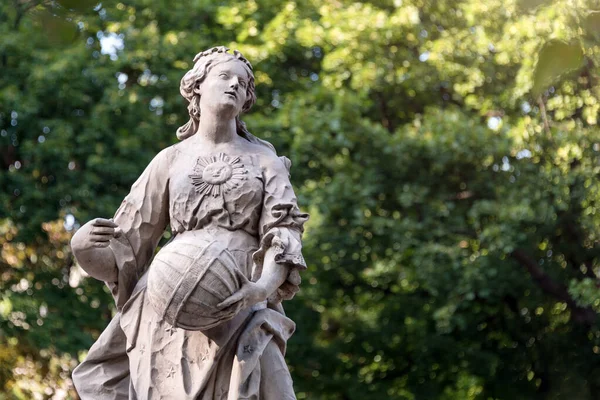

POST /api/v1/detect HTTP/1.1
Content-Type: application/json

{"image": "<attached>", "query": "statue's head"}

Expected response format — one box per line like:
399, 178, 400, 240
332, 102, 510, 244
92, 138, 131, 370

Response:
177, 46, 257, 140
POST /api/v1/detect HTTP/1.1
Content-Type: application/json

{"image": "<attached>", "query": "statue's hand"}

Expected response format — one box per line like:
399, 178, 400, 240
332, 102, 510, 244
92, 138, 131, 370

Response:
217, 269, 267, 313
71, 218, 120, 282
72, 218, 121, 251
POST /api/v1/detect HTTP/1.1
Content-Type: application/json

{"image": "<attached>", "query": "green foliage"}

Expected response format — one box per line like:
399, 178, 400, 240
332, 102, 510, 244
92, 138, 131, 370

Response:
1, 0, 600, 399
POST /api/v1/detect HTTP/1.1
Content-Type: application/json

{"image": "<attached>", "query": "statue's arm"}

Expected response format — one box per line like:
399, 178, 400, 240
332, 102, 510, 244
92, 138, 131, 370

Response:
216, 247, 287, 311
255, 246, 289, 296
217, 154, 309, 312
70, 148, 171, 309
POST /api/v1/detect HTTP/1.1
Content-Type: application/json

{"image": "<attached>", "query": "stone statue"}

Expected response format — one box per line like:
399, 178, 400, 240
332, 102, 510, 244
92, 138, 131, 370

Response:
70, 46, 309, 399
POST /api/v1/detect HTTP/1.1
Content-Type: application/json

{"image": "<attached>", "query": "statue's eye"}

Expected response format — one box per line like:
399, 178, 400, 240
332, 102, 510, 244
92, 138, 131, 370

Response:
239, 80, 247, 88
219, 73, 228, 79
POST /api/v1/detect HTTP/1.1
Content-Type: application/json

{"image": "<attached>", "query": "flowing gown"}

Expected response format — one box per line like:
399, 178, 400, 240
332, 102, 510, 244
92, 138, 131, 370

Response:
72, 140, 309, 400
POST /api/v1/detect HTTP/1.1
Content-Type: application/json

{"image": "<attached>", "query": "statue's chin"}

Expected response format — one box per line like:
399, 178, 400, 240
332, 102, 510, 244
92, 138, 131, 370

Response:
205, 101, 241, 120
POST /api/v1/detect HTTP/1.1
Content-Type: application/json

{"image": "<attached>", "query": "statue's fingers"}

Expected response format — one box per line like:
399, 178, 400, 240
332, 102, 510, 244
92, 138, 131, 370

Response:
218, 301, 245, 316
93, 241, 111, 248
279, 281, 300, 295
93, 218, 118, 228
287, 269, 301, 286
90, 227, 116, 235
216, 296, 238, 310
89, 234, 111, 242
217, 292, 243, 310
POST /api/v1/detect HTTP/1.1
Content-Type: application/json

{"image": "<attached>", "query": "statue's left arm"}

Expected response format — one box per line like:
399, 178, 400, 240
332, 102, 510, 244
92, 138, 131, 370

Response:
218, 155, 309, 311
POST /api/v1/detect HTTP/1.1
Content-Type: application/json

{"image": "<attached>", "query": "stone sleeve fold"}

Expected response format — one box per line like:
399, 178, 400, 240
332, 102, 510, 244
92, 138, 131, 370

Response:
106, 148, 171, 309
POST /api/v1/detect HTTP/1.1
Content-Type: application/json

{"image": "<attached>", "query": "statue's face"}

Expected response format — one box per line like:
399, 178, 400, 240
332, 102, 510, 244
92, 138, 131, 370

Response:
198, 59, 250, 118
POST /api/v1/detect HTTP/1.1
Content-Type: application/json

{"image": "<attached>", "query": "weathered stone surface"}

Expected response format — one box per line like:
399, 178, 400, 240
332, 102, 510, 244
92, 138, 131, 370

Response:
70, 47, 308, 399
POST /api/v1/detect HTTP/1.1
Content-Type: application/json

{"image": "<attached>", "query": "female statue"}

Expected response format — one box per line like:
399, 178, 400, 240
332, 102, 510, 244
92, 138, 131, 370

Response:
70, 46, 308, 399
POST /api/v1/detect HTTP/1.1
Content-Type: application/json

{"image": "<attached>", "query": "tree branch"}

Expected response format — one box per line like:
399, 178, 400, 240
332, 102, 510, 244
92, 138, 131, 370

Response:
13, 0, 47, 30
375, 92, 395, 134
537, 95, 551, 136
511, 248, 596, 325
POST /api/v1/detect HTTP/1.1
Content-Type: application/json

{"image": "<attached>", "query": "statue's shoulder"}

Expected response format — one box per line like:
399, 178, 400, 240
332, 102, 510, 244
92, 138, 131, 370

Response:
167, 141, 185, 154
141, 145, 177, 170
162, 141, 189, 162
249, 145, 282, 167
254, 149, 292, 175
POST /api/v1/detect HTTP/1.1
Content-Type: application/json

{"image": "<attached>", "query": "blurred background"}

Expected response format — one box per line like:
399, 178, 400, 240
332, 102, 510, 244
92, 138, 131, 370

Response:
1, 0, 600, 398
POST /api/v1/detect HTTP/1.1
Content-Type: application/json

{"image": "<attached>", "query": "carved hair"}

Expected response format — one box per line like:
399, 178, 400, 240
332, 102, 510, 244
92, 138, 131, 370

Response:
177, 46, 275, 153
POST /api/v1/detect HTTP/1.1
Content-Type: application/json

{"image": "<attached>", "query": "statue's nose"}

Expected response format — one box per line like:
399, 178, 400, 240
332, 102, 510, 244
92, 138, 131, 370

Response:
230, 77, 240, 90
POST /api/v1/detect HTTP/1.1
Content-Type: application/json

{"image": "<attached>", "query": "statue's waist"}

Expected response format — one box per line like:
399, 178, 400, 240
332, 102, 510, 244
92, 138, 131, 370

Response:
171, 227, 259, 252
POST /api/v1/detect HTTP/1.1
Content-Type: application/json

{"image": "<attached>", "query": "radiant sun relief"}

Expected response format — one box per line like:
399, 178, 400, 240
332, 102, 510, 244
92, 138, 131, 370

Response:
189, 152, 248, 197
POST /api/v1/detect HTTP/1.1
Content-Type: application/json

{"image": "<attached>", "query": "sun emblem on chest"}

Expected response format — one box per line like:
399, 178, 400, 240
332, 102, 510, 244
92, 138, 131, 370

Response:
189, 153, 248, 197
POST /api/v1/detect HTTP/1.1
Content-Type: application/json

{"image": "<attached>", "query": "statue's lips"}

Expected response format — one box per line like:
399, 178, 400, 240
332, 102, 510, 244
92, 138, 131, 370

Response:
224, 91, 237, 99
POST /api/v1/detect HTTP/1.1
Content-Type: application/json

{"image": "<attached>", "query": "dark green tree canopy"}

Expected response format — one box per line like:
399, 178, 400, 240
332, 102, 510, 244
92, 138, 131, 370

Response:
1, 0, 600, 398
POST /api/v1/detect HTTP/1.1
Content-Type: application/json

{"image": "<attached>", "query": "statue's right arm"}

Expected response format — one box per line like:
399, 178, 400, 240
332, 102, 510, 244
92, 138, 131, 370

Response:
71, 218, 120, 282
72, 148, 171, 306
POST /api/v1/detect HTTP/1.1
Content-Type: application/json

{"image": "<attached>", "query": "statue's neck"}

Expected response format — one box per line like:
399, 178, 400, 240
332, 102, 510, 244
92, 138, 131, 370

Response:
195, 113, 237, 144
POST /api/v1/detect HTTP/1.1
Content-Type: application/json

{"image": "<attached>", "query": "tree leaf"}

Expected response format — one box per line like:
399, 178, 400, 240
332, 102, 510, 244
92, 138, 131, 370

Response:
516, 0, 554, 13
56, 0, 98, 12
532, 40, 584, 97
31, 10, 79, 45
585, 11, 600, 39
